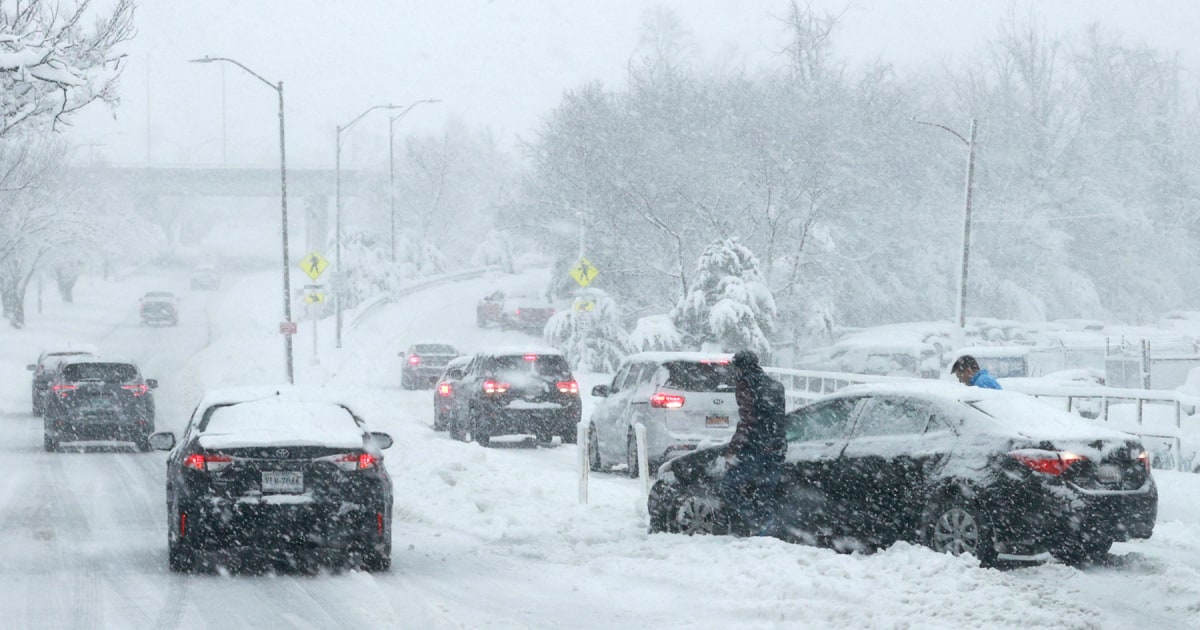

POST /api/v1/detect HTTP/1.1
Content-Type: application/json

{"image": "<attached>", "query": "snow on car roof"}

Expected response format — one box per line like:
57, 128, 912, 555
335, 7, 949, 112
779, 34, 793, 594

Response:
829, 381, 1134, 442
192, 385, 351, 411
41, 344, 99, 356
198, 397, 366, 450
620, 351, 733, 364
477, 345, 563, 356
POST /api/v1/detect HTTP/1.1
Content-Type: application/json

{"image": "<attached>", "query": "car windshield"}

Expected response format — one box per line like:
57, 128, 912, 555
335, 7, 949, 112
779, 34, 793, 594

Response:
414, 344, 456, 354
60, 363, 137, 382
662, 361, 737, 392
493, 354, 572, 379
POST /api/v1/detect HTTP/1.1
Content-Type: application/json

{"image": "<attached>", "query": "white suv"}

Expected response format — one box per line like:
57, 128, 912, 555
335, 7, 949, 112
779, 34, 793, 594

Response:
587, 352, 738, 477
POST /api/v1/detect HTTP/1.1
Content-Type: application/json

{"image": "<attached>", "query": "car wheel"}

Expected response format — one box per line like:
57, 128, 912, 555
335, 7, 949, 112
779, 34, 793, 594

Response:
432, 409, 446, 431
674, 489, 729, 536
1050, 536, 1113, 566
168, 504, 196, 573
449, 413, 467, 442
472, 409, 491, 447
626, 431, 640, 478
361, 541, 391, 572
587, 424, 603, 472
923, 496, 998, 566
560, 420, 578, 445
43, 432, 59, 453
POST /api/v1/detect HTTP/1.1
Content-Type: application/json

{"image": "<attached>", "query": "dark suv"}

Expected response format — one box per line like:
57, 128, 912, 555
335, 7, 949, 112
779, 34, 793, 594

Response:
451, 348, 581, 446
42, 360, 158, 452
400, 342, 461, 390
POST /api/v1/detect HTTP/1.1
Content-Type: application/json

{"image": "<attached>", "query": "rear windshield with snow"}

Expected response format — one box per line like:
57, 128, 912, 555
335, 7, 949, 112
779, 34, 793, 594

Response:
662, 361, 737, 392
60, 363, 137, 382
414, 344, 456, 355
492, 354, 572, 379
199, 398, 365, 448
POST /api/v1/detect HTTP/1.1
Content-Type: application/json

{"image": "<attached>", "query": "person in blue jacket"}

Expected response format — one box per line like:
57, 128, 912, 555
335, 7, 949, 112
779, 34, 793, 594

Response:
951, 355, 1002, 389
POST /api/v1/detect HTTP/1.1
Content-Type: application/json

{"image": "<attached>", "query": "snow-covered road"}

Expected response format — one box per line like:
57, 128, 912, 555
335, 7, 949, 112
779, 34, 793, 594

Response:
2, 268, 1199, 629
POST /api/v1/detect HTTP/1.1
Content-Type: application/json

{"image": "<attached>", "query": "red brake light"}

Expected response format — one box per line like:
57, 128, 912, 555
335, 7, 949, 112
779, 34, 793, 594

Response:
184, 452, 233, 472
122, 384, 148, 396
650, 392, 685, 409
438, 382, 452, 397
331, 452, 377, 470
358, 453, 378, 469
483, 379, 510, 394
1137, 450, 1150, 472
1009, 450, 1085, 476
515, 308, 521, 315
523, 354, 537, 361
408, 355, 421, 365
52, 384, 77, 397
556, 380, 579, 394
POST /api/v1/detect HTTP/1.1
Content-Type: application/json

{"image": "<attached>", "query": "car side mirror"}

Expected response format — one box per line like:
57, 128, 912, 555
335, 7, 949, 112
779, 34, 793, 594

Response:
146, 379, 159, 389
592, 384, 609, 397
149, 432, 175, 451
369, 432, 394, 450
26, 364, 36, 371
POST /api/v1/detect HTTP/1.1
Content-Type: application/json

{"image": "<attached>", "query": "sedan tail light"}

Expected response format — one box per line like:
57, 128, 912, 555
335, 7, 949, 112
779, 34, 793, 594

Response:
52, 384, 77, 397
556, 380, 579, 394
184, 452, 233, 472
650, 392, 685, 409
437, 382, 452, 397
1008, 449, 1085, 476
408, 355, 421, 365
1137, 450, 1150, 472
483, 379, 510, 394
329, 452, 378, 470
122, 384, 148, 396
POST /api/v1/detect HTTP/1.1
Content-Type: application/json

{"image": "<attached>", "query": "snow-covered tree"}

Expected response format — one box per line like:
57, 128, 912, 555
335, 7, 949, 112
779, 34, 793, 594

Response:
629, 314, 683, 353
544, 289, 631, 373
470, 229, 515, 273
672, 238, 776, 356
332, 230, 407, 311
1, 0, 135, 137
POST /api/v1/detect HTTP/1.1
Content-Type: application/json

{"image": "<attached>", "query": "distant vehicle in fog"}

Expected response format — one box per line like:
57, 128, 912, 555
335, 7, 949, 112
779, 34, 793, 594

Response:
149, 387, 394, 573
475, 289, 556, 333
140, 291, 179, 326
433, 355, 471, 434
449, 347, 581, 446
400, 342, 462, 390
42, 359, 158, 452
190, 265, 220, 290
27, 344, 99, 415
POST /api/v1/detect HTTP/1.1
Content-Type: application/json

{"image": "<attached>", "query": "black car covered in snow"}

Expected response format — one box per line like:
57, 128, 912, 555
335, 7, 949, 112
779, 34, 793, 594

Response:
648, 382, 1157, 566
149, 387, 394, 572
451, 347, 581, 446
42, 359, 158, 452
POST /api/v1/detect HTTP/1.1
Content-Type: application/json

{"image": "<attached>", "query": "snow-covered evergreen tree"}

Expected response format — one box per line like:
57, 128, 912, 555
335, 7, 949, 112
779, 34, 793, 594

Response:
544, 289, 631, 372
672, 237, 776, 356
629, 314, 684, 352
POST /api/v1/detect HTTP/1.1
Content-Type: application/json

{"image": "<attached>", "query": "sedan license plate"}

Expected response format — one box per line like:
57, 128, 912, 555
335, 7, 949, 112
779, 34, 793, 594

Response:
261, 471, 304, 493
1096, 464, 1123, 484
706, 415, 729, 428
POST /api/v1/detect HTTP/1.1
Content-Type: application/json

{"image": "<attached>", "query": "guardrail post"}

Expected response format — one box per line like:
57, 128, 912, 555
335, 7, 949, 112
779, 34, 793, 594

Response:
577, 421, 589, 504
635, 422, 650, 509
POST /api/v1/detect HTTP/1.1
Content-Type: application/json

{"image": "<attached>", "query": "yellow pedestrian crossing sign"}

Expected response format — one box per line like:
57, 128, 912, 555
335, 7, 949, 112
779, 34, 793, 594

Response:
569, 257, 599, 288
300, 251, 329, 281
574, 300, 595, 312
304, 292, 325, 304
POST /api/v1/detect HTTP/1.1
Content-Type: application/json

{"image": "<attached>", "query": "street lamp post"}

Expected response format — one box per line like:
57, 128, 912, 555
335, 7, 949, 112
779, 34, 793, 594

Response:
335, 103, 406, 349
913, 117, 978, 330
387, 99, 441, 262
190, 55, 294, 384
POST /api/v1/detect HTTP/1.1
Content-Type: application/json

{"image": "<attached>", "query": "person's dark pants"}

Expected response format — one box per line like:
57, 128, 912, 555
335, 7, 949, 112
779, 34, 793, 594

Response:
719, 455, 782, 536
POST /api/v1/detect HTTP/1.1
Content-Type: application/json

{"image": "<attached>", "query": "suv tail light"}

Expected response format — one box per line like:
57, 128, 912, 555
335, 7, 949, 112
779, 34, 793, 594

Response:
330, 452, 377, 470
650, 392, 685, 409
52, 384, 77, 397
122, 384, 148, 396
1008, 449, 1085, 476
483, 380, 510, 394
556, 380, 579, 394
184, 452, 233, 472
1137, 450, 1150, 472
438, 382, 452, 397
408, 354, 421, 365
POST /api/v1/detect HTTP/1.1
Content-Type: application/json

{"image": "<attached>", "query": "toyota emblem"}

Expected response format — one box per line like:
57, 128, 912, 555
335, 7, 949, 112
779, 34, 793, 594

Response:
275, 448, 290, 458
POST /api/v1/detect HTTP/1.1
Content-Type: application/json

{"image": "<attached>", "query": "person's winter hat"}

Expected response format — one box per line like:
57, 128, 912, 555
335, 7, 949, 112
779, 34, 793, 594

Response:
732, 349, 759, 370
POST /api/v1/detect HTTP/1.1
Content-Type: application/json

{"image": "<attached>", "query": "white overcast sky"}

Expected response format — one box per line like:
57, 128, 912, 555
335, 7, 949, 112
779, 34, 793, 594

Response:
64, 0, 1200, 168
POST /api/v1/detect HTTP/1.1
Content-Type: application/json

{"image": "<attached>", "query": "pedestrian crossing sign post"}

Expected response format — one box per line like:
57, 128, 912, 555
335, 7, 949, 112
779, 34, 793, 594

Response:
300, 251, 329, 281
569, 257, 599, 288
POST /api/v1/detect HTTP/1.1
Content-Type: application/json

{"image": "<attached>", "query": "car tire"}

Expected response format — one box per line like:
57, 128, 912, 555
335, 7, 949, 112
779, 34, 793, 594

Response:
922, 495, 998, 567
432, 409, 446, 432
168, 504, 196, 573
449, 413, 467, 442
587, 424, 603, 472
560, 420, 577, 445
472, 409, 491, 447
673, 488, 729, 536
361, 542, 391, 572
626, 431, 640, 479
43, 433, 59, 453
1050, 536, 1113, 566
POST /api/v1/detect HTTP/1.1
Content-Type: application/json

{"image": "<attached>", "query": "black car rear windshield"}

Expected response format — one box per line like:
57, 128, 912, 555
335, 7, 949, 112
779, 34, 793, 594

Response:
492, 354, 572, 379
414, 344, 456, 354
663, 361, 736, 392
60, 363, 138, 382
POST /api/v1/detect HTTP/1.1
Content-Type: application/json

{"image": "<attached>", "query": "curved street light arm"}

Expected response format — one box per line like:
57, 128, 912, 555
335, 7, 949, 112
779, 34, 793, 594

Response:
910, 116, 969, 146
390, 98, 442, 124
189, 56, 278, 92
338, 104, 404, 145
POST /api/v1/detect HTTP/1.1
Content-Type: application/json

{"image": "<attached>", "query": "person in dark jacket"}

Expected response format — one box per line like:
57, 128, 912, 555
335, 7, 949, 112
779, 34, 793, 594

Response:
720, 349, 787, 536
951, 354, 1002, 389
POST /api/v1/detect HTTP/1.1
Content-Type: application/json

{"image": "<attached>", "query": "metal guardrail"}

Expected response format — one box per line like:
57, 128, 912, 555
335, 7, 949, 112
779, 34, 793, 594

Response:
348, 266, 500, 330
